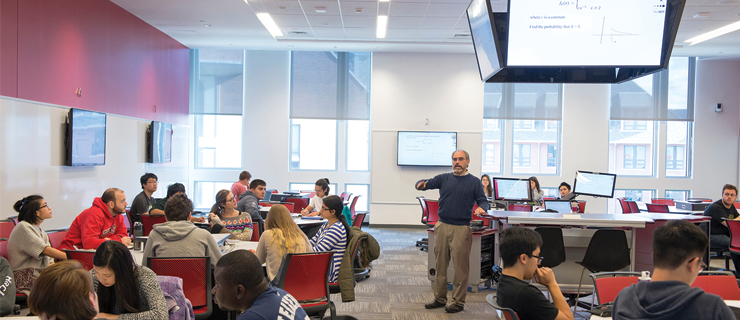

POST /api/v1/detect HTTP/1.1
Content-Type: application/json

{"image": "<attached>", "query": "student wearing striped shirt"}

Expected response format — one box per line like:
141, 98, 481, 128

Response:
309, 195, 351, 283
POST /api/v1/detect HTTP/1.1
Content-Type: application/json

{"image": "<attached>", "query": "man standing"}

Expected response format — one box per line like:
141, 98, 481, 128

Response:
60, 188, 132, 250
231, 171, 251, 200
236, 179, 267, 225
129, 173, 157, 223
703, 184, 740, 272
415, 150, 489, 313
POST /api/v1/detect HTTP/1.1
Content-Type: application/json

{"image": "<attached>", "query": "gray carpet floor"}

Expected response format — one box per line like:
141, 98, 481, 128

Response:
330, 227, 599, 320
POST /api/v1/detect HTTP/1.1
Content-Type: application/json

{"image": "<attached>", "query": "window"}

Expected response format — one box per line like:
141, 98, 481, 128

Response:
513, 120, 533, 130
541, 188, 559, 198
546, 121, 558, 130
482, 119, 504, 174
289, 183, 339, 194
512, 120, 561, 174
194, 115, 242, 168
345, 184, 370, 212
346, 120, 370, 171
193, 182, 233, 210
513, 144, 531, 167
666, 190, 690, 202
609, 120, 655, 176
289, 119, 337, 170
666, 121, 692, 177
623, 145, 646, 169
623, 121, 647, 131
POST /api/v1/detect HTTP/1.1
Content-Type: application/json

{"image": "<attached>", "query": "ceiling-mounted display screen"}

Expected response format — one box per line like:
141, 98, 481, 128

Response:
467, 0, 501, 81
507, 0, 667, 67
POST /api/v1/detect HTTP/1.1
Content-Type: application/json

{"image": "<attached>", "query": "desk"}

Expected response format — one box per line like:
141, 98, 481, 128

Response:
295, 217, 327, 227
636, 202, 705, 215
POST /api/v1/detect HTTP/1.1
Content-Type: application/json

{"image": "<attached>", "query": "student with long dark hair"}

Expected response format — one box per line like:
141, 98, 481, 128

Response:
210, 189, 254, 241
530, 176, 544, 203
309, 195, 350, 283
302, 178, 331, 217
481, 174, 493, 198
91, 241, 167, 320
8, 195, 67, 294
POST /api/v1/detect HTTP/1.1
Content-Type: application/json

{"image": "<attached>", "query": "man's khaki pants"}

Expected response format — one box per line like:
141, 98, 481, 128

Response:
433, 221, 473, 307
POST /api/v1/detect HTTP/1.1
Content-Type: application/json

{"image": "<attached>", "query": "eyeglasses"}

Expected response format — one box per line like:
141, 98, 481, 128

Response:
529, 254, 544, 264
226, 197, 235, 202
698, 259, 707, 272
39, 204, 49, 210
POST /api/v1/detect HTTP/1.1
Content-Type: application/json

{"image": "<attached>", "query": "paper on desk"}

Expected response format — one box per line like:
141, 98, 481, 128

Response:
562, 214, 582, 219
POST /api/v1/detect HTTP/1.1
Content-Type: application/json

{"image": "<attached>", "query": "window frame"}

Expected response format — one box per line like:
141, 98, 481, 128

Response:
344, 120, 371, 172
512, 144, 532, 167
345, 183, 370, 213
288, 119, 340, 172
193, 114, 244, 170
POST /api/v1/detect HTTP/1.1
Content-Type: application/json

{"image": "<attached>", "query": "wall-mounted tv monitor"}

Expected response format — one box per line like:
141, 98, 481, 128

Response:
397, 131, 457, 167
573, 171, 617, 198
493, 177, 532, 201
65, 109, 106, 166
466, 0, 686, 83
147, 121, 173, 163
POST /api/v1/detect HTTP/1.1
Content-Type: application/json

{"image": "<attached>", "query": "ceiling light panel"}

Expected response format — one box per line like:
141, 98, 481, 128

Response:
685, 20, 740, 45
377, 15, 388, 38
257, 13, 284, 37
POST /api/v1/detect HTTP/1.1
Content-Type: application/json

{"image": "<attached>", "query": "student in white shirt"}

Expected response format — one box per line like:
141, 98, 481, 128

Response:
301, 178, 331, 217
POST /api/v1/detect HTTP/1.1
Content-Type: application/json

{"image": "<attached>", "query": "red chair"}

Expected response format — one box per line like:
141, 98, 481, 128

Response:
417, 197, 440, 251
690, 271, 740, 300
645, 203, 670, 213
626, 201, 640, 213
0, 239, 8, 259
486, 294, 519, 320
507, 204, 533, 212
352, 213, 366, 229
349, 195, 361, 219
250, 227, 260, 241
589, 272, 641, 305
651, 198, 675, 206
542, 197, 556, 201
285, 197, 309, 213
147, 257, 212, 320
141, 215, 167, 236
0, 220, 15, 239
734, 202, 740, 209
46, 229, 68, 249
339, 192, 353, 203
273, 252, 336, 319
64, 250, 96, 271
576, 201, 586, 213
618, 198, 631, 214
725, 219, 740, 255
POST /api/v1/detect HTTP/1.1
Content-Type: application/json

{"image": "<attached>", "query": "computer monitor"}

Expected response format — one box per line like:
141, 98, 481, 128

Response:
270, 193, 290, 202
544, 200, 573, 213
492, 177, 532, 201
573, 171, 618, 198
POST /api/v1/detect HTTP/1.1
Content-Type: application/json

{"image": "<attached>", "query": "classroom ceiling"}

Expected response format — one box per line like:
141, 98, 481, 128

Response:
111, 0, 740, 57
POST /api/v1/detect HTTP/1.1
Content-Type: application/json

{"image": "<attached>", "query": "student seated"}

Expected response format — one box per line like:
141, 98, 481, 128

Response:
213, 250, 309, 320
129, 173, 158, 223
612, 220, 735, 320
481, 174, 493, 198
702, 184, 740, 273
255, 204, 313, 282
530, 176, 544, 203
7, 195, 67, 295
150, 183, 205, 223
91, 241, 168, 319
301, 178, 331, 217
142, 193, 222, 268
309, 195, 350, 283
210, 189, 254, 241
60, 188, 132, 250
235, 179, 267, 226
497, 227, 574, 320
29, 260, 99, 320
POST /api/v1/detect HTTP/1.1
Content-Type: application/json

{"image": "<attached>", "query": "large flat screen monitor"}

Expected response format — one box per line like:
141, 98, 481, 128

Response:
493, 177, 532, 201
573, 171, 617, 198
467, 0, 501, 81
397, 131, 457, 167
507, 0, 667, 67
147, 121, 173, 163
65, 108, 106, 166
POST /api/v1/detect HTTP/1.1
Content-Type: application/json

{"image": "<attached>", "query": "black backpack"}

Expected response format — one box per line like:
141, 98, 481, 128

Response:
0, 257, 16, 316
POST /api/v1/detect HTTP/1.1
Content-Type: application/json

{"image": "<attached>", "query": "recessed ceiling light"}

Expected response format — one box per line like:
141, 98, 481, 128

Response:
377, 15, 388, 38
685, 20, 740, 45
256, 13, 283, 38
356, 8, 363, 13
279, 6, 286, 10
204, 24, 212, 27
693, 12, 710, 18
316, 6, 327, 13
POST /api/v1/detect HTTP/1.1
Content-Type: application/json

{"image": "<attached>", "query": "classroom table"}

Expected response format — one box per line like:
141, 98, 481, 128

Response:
636, 202, 705, 215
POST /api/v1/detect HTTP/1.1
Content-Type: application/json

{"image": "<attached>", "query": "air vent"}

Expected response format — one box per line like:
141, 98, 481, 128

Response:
288, 31, 309, 35
453, 33, 471, 38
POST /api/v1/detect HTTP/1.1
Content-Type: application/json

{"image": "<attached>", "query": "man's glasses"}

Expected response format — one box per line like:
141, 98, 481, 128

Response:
529, 254, 544, 264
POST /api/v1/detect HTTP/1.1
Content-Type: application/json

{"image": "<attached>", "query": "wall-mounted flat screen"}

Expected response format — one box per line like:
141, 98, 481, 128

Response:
65, 109, 106, 166
493, 177, 532, 201
147, 121, 173, 163
573, 170, 617, 198
508, 0, 667, 67
397, 131, 457, 167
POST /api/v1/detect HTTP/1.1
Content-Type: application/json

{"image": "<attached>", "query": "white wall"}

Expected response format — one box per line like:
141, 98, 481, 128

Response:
370, 52, 485, 225
0, 97, 189, 230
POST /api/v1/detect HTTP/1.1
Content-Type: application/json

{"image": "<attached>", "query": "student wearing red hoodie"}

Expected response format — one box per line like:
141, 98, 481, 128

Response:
60, 188, 132, 250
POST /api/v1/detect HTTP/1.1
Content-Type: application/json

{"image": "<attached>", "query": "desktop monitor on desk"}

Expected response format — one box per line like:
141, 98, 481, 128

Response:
573, 171, 617, 198
493, 177, 532, 202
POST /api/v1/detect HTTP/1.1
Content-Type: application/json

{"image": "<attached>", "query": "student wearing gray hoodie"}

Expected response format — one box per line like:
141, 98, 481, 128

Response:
142, 194, 222, 268
613, 220, 734, 320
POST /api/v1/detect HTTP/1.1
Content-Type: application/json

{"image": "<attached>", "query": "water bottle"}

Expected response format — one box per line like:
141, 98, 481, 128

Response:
133, 222, 143, 250
638, 271, 651, 283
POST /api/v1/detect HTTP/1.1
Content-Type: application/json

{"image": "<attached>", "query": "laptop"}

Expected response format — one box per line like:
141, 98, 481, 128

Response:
544, 200, 573, 213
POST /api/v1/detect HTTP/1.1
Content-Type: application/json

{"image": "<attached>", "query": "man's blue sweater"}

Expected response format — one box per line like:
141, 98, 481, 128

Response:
416, 172, 489, 225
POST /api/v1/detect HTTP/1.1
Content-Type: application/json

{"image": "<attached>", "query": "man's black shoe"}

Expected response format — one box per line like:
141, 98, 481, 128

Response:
425, 300, 446, 309
445, 304, 464, 313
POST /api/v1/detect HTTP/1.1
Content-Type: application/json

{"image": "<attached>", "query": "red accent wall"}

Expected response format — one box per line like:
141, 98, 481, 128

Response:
1, 0, 189, 125
0, 0, 18, 97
